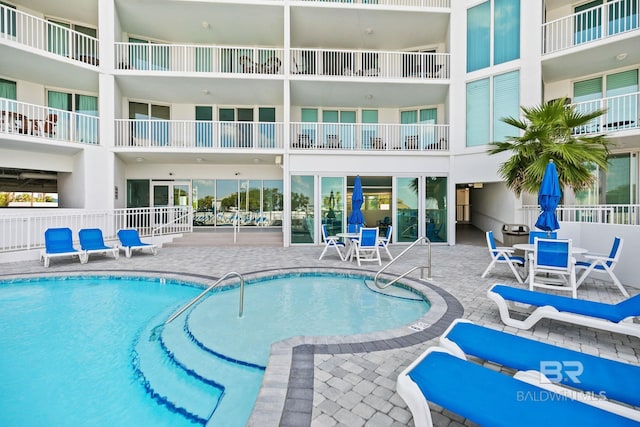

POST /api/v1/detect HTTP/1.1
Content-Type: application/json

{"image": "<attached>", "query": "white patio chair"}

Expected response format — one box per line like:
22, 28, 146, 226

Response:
353, 227, 381, 266
377, 224, 393, 260
529, 237, 577, 298
319, 224, 345, 261
481, 231, 525, 284
576, 236, 628, 297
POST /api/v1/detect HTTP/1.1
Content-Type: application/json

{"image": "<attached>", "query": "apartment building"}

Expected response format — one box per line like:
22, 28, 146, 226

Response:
0, 0, 638, 247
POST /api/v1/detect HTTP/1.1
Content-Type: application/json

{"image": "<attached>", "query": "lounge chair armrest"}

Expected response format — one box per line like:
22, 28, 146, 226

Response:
496, 246, 514, 253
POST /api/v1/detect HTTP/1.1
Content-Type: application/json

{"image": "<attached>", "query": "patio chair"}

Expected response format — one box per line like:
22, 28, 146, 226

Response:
352, 227, 381, 266
528, 230, 557, 243
487, 283, 640, 338
117, 229, 158, 258
41, 227, 88, 267
397, 346, 638, 427
79, 228, 119, 261
319, 224, 345, 261
529, 238, 577, 298
576, 236, 628, 297
377, 224, 393, 260
439, 319, 640, 419
481, 231, 525, 284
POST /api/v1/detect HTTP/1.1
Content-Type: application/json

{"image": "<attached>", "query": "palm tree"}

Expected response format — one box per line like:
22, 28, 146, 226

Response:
487, 97, 613, 197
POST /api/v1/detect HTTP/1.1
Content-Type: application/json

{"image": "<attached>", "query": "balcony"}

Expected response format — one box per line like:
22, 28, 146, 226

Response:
115, 43, 285, 75
0, 98, 99, 145
0, 4, 99, 65
543, 0, 639, 55
114, 119, 284, 150
290, 122, 449, 151
541, 0, 639, 82
570, 92, 639, 136
294, 0, 449, 7
290, 49, 449, 80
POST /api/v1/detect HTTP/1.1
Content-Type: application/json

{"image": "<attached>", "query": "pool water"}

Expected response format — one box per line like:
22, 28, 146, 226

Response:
0, 274, 429, 426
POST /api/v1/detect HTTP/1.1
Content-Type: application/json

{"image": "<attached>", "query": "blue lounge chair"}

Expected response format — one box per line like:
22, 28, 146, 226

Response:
377, 224, 393, 260
488, 284, 640, 338
117, 229, 157, 258
352, 227, 381, 266
576, 236, 628, 297
397, 346, 639, 427
79, 228, 119, 260
528, 230, 557, 243
439, 319, 640, 419
41, 227, 87, 267
528, 238, 578, 298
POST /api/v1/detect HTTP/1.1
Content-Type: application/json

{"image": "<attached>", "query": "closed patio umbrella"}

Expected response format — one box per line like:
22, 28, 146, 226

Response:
348, 175, 365, 227
535, 160, 561, 235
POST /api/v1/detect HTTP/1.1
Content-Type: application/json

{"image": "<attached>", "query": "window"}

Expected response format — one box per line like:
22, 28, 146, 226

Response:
291, 175, 314, 244
1, 2, 16, 38
0, 78, 16, 100
47, 19, 97, 62
258, 107, 276, 148
493, 70, 520, 142
401, 108, 437, 149
219, 107, 253, 148
323, 110, 355, 148
466, 70, 519, 146
574, 1, 603, 45
573, 70, 638, 130
467, 2, 491, 72
467, 0, 520, 72
129, 101, 169, 146
128, 37, 169, 71
195, 106, 212, 147
466, 78, 490, 146
362, 110, 379, 149
47, 90, 98, 143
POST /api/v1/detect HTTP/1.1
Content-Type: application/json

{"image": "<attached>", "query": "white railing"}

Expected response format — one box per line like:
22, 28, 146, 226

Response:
290, 122, 449, 151
114, 119, 284, 149
294, 0, 450, 7
115, 43, 284, 74
290, 48, 450, 79
543, 0, 640, 54
523, 204, 640, 227
0, 4, 99, 65
0, 97, 99, 145
0, 207, 192, 253
570, 92, 639, 135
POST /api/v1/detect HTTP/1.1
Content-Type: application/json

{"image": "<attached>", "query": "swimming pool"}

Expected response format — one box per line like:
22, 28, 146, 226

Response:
0, 273, 429, 426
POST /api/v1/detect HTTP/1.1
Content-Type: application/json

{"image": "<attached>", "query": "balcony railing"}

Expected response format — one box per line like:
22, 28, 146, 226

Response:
523, 204, 640, 227
295, 0, 450, 7
543, 0, 639, 54
290, 49, 450, 79
570, 92, 639, 135
290, 122, 449, 151
0, 98, 99, 145
114, 119, 284, 149
115, 43, 285, 74
0, 207, 191, 253
0, 4, 99, 65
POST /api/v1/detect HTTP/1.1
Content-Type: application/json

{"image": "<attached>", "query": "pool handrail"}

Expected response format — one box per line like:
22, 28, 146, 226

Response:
165, 271, 246, 326
373, 237, 431, 289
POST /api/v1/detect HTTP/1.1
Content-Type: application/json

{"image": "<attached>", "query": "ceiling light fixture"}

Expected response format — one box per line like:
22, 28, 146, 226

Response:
201, 21, 210, 29
135, 157, 144, 163
616, 53, 628, 61
196, 158, 204, 162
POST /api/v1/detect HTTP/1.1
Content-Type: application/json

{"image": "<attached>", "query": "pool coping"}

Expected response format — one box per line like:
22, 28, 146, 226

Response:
0, 267, 463, 427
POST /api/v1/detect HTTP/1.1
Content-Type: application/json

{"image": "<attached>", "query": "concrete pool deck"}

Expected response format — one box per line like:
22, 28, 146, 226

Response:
1, 240, 639, 426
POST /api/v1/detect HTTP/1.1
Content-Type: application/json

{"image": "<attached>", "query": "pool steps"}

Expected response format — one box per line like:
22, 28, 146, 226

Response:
133, 317, 222, 424
134, 307, 265, 426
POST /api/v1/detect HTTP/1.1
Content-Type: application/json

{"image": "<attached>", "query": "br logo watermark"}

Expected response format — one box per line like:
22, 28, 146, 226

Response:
539, 360, 583, 384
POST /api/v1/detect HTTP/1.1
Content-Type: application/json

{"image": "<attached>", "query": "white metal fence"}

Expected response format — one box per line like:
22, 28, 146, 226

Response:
543, 0, 640, 54
115, 43, 285, 74
0, 4, 99, 65
522, 204, 640, 228
290, 48, 450, 79
290, 122, 449, 151
570, 92, 639, 135
0, 207, 192, 253
0, 97, 99, 144
114, 119, 284, 149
